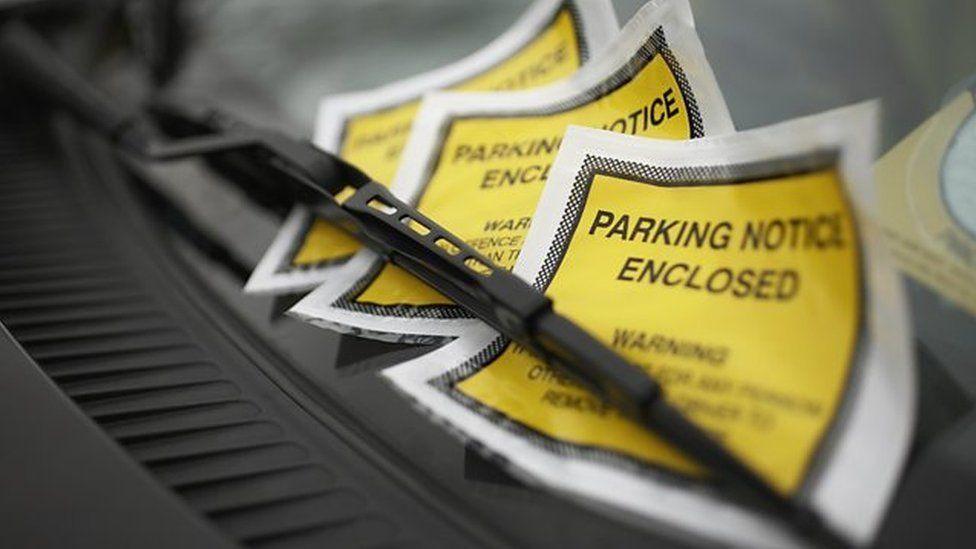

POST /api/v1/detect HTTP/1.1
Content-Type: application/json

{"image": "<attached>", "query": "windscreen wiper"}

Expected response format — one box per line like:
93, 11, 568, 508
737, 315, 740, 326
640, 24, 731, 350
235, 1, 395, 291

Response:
0, 20, 847, 547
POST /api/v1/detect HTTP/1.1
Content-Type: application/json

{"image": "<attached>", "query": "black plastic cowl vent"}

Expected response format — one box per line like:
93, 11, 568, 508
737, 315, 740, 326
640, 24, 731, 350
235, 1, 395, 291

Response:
0, 100, 480, 548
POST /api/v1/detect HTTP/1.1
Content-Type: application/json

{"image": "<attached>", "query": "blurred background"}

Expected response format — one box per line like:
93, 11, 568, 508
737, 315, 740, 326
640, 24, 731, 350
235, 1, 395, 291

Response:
167, 0, 976, 149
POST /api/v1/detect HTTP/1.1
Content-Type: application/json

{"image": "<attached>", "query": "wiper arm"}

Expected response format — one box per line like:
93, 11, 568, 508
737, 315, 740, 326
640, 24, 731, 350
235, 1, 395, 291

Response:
0, 20, 848, 547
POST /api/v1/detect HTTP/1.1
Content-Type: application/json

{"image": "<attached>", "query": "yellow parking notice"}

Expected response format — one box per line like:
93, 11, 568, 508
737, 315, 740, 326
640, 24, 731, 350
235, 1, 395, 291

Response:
458, 166, 860, 495
246, 0, 619, 294
309, 7, 585, 252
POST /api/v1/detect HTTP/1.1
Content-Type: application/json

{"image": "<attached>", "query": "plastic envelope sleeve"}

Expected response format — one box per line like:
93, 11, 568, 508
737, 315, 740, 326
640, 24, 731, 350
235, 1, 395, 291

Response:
382, 107, 914, 548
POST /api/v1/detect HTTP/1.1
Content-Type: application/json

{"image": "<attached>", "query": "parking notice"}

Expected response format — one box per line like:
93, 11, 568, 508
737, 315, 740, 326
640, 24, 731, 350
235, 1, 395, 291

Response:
290, 7, 587, 268
456, 165, 861, 495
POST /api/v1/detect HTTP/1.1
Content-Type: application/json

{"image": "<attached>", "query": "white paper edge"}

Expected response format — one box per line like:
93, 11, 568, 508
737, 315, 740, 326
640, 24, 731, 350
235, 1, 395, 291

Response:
291, 0, 736, 340
245, 0, 619, 294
